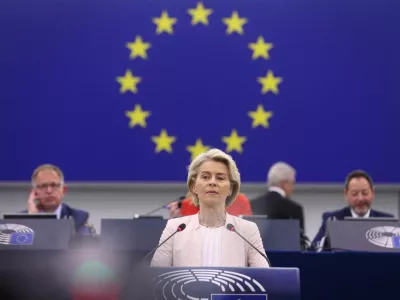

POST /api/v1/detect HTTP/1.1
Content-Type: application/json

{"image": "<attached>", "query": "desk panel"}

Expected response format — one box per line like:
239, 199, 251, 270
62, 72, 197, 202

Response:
0, 250, 398, 300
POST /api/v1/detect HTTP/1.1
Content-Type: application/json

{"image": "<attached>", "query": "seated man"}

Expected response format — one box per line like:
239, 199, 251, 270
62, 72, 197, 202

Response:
311, 169, 394, 250
168, 192, 252, 217
21, 164, 91, 235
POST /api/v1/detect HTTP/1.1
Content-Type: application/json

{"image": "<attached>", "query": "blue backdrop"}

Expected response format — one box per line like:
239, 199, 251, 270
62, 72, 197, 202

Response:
0, 0, 398, 182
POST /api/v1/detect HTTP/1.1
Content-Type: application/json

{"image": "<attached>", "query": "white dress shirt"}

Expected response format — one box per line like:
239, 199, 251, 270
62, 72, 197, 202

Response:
268, 186, 287, 198
41, 204, 62, 219
351, 208, 371, 218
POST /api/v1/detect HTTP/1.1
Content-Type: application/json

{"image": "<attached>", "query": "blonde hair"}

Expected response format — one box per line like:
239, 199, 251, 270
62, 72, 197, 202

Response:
31, 164, 65, 187
187, 148, 241, 207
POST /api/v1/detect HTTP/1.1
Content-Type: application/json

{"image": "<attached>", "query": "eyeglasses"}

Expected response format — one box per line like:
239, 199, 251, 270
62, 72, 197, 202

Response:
35, 182, 62, 190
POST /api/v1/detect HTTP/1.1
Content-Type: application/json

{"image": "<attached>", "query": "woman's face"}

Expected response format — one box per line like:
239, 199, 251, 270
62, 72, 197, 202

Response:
192, 160, 232, 208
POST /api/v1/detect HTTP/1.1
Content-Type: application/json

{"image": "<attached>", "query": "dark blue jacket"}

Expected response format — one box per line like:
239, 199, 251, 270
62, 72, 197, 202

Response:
311, 206, 394, 248
21, 203, 90, 235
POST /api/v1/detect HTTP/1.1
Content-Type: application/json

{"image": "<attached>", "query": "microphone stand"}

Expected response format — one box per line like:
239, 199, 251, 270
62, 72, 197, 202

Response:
228, 224, 272, 267
119, 224, 186, 298
141, 227, 182, 263
141, 196, 186, 216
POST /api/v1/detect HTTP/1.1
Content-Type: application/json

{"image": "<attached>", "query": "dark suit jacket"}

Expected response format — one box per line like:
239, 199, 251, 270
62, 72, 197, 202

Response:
311, 206, 394, 248
21, 203, 90, 235
250, 191, 305, 231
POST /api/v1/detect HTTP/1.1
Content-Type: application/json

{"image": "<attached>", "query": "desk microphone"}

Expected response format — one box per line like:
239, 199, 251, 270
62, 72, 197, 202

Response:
226, 223, 272, 267
142, 196, 186, 216
141, 223, 186, 263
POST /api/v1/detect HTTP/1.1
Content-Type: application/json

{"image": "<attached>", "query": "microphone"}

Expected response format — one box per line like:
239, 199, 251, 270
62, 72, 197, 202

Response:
140, 196, 186, 217
163, 196, 185, 210
141, 223, 186, 263
226, 223, 272, 267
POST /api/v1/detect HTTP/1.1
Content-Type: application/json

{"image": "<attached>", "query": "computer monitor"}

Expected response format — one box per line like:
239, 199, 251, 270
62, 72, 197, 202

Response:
344, 216, 399, 221
3, 213, 57, 219
133, 214, 164, 219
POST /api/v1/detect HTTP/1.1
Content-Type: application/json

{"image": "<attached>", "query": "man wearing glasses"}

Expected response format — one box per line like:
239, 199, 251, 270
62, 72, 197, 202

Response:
23, 164, 90, 234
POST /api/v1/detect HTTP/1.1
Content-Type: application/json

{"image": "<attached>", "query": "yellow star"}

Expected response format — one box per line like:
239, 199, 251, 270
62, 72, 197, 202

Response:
153, 11, 177, 35
116, 70, 141, 94
126, 36, 151, 60
222, 130, 247, 153
151, 129, 177, 153
248, 104, 273, 128
187, 2, 213, 26
257, 70, 283, 95
248, 36, 273, 60
125, 104, 151, 128
222, 11, 248, 35
187, 139, 210, 161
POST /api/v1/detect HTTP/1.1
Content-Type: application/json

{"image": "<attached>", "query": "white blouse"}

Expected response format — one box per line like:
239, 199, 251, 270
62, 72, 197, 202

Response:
200, 226, 224, 266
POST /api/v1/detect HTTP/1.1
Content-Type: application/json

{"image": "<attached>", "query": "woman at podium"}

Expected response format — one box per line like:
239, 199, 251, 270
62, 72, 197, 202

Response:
151, 148, 270, 267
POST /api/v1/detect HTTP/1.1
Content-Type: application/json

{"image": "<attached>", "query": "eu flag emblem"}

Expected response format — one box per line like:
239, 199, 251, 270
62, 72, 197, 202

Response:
10, 232, 34, 245
211, 294, 268, 300
392, 236, 400, 248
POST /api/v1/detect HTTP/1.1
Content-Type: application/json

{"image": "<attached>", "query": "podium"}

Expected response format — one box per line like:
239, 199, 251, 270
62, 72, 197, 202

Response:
0, 219, 74, 250
327, 219, 400, 252
122, 267, 300, 300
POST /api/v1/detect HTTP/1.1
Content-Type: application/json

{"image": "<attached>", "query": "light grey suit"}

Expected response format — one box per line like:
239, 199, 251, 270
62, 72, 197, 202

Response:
151, 213, 270, 268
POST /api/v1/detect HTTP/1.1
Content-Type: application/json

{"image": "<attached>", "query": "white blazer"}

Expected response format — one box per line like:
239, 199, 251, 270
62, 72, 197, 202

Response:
151, 213, 270, 268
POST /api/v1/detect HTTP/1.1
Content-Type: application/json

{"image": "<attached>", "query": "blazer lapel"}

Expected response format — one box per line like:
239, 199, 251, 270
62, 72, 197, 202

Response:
220, 213, 235, 266
186, 213, 239, 267
60, 203, 67, 219
189, 214, 202, 266
340, 207, 352, 219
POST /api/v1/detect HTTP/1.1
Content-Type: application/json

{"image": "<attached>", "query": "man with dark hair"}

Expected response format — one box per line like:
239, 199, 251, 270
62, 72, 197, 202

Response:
311, 169, 394, 250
